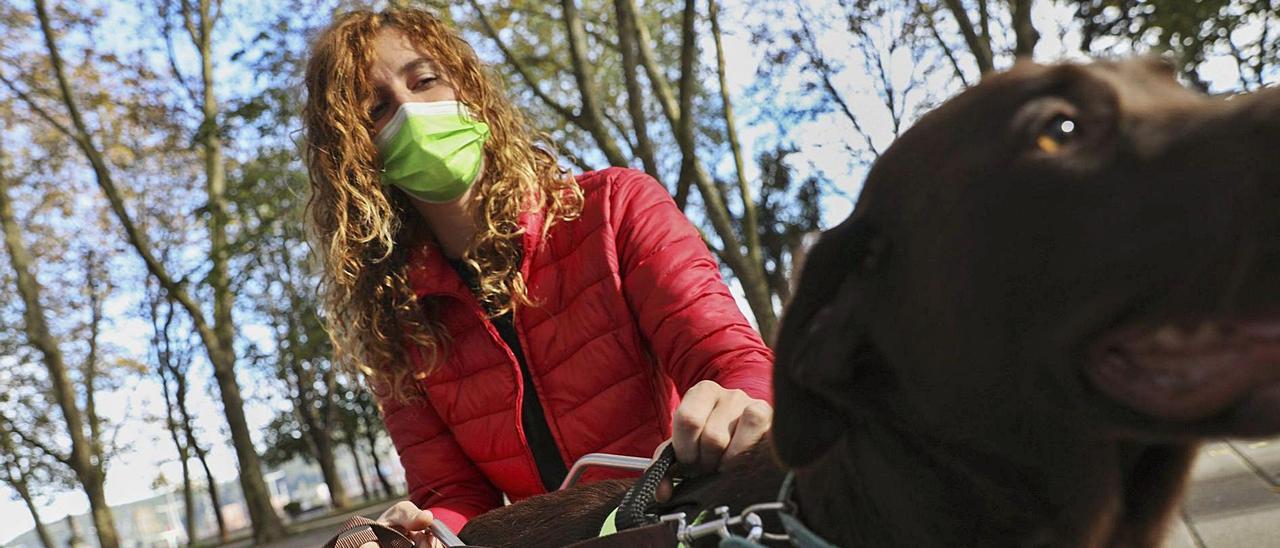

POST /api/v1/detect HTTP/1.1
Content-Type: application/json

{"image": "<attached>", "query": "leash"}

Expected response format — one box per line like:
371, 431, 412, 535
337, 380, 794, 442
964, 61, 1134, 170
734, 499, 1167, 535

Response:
614, 443, 680, 530
322, 516, 415, 548
321, 514, 476, 548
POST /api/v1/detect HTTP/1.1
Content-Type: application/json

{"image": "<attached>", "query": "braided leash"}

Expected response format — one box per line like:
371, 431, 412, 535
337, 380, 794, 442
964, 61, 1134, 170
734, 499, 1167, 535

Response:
614, 443, 678, 530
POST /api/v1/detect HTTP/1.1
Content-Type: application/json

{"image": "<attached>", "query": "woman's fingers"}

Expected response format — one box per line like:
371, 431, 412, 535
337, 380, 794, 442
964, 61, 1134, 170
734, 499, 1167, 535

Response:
671, 381, 717, 466
697, 390, 747, 471
363, 502, 437, 548
723, 400, 772, 463
377, 501, 434, 533
670, 380, 773, 474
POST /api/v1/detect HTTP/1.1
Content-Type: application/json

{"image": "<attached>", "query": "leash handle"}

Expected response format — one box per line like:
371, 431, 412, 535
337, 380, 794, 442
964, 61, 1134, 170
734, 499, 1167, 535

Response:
322, 516, 415, 548
614, 443, 678, 531
322, 515, 470, 548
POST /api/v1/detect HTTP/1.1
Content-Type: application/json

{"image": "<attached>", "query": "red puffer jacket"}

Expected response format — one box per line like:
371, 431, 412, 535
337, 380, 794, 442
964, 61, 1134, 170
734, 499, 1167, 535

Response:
378, 167, 773, 533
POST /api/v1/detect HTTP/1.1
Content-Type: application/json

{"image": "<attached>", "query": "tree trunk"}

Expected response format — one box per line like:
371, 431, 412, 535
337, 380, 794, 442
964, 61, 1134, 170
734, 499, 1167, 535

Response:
346, 436, 372, 501
84, 481, 118, 548
153, 297, 198, 545
64, 514, 82, 547
618, 0, 778, 339
179, 454, 196, 545
1009, 0, 1039, 59
278, 240, 349, 509
941, 0, 995, 73
313, 433, 349, 508
559, 0, 630, 167
176, 362, 228, 543
0, 149, 120, 548
160, 368, 197, 545
359, 411, 396, 497
2, 433, 56, 548
612, 0, 660, 180
186, 0, 288, 539
292, 376, 349, 509
17, 482, 56, 548
707, 0, 763, 292
191, 435, 229, 543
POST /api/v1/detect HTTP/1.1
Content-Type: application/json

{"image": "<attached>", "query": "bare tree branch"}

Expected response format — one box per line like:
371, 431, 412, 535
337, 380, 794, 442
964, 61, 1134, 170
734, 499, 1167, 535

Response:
617, 0, 681, 125
559, 0, 630, 166
918, 0, 971, 86
157, 0, 201, 108
1009, 0, 1039, 59
0, 74, 75, 139
795, 6, 881, 158
941, 0, 994, 73
468, 0, 581, 125
2, 421, 71, 467
613, 0, 660, 179
708, 0, 761, 270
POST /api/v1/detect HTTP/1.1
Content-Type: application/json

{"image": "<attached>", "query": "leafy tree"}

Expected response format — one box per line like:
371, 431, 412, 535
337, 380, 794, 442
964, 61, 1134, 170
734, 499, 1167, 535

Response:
0, 150, 123, 547
428, 0, 799, 339
227, 0, 358, 510
0, 400, 68, 548
753, 145, 822, 306
1073, 0, 1278, 90
0, 0, 289, 540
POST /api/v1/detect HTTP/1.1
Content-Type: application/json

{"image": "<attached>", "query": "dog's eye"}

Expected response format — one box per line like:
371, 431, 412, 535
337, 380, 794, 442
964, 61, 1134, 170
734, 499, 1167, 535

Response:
1036, 115, 1077, 154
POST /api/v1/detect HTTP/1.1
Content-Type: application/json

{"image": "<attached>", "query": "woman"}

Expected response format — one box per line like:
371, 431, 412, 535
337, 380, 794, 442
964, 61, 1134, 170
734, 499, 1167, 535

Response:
303, 7, 773, 544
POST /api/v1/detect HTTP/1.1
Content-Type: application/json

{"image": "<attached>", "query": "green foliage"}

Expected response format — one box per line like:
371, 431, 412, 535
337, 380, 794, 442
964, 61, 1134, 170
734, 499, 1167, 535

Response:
1073, 0, 1278, 89
262, 409, 313, 467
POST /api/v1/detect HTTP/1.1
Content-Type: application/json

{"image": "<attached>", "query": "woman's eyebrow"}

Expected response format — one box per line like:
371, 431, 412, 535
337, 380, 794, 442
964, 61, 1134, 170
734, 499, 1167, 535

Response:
400, 57, 437, 76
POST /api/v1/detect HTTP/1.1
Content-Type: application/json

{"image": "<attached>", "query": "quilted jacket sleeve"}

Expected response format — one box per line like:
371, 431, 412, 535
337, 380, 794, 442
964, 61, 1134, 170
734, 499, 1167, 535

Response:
609, 168, 774, 402
375, 378, 502, 533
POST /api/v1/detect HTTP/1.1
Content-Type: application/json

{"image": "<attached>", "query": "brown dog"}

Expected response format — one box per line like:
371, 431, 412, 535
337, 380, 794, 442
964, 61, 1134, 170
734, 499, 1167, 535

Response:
460, 58, 1280, 547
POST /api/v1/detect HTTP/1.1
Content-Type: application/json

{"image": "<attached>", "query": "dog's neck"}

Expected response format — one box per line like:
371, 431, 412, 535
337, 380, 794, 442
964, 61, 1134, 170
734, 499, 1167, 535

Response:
792, 411, 1197, 547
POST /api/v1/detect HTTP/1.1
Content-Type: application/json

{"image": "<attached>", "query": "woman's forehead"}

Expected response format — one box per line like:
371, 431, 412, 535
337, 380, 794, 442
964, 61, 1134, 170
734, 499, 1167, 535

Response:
369, 28, 439, 72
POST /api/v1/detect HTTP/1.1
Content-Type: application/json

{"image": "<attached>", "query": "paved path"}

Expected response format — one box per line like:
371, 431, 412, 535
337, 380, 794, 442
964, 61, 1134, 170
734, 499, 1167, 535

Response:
217, 503, 390, 548
1165, 438, 1280, 547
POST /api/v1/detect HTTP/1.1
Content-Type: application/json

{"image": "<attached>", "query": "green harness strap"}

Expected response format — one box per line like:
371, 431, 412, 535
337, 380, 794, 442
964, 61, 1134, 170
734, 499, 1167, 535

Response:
597, 507, 620, 537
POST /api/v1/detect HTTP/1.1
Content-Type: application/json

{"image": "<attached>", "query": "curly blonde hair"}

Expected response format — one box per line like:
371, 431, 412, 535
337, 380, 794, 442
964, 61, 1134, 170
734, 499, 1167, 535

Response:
303, 8, 582, 401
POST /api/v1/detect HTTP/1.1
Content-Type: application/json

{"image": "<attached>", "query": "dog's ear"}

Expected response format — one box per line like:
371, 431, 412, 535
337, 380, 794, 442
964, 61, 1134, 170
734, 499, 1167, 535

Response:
771, 217, 881, 467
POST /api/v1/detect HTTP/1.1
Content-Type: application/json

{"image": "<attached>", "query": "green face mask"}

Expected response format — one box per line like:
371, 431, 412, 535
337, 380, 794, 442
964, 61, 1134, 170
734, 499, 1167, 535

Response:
375, 101, 491, 203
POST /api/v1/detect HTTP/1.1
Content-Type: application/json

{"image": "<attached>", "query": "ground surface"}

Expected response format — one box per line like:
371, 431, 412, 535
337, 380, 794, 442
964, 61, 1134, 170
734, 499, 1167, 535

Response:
1164, 438, 1280, 548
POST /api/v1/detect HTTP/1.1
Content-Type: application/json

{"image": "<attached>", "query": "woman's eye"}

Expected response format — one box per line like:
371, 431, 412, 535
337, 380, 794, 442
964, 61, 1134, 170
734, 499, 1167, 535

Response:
369, 103, 387, 121
1036, 114, 1078, 154
414, 76, 437, 90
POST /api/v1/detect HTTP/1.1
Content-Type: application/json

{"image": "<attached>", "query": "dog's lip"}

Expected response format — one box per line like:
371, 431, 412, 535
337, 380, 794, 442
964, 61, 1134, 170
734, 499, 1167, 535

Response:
1084, 317, 1280, 423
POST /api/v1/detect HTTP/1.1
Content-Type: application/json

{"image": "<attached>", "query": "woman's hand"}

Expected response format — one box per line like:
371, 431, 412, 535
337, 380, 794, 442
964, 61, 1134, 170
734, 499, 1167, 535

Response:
670, 380, 773, 473
366, 501, 445, 548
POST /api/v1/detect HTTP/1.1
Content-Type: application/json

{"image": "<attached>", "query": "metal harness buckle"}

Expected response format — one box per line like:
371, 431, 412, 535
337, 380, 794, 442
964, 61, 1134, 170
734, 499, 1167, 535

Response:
658, 500, 794, 544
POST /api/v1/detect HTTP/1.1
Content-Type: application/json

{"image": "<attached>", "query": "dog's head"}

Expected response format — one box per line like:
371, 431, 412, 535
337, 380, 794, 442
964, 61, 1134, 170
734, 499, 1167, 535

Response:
773, 58, 1280, 467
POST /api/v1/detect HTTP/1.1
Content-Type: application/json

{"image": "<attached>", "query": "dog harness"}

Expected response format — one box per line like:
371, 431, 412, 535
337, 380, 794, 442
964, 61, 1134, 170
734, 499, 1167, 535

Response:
583, 446, 842, 548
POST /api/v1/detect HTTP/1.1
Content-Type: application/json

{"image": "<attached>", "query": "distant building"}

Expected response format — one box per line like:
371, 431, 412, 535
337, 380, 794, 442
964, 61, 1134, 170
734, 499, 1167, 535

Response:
5, 446, 403, 547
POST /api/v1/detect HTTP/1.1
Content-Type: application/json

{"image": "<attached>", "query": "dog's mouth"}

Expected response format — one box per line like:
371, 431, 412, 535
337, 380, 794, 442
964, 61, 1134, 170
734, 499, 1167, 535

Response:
1085, 316, 1280, 434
